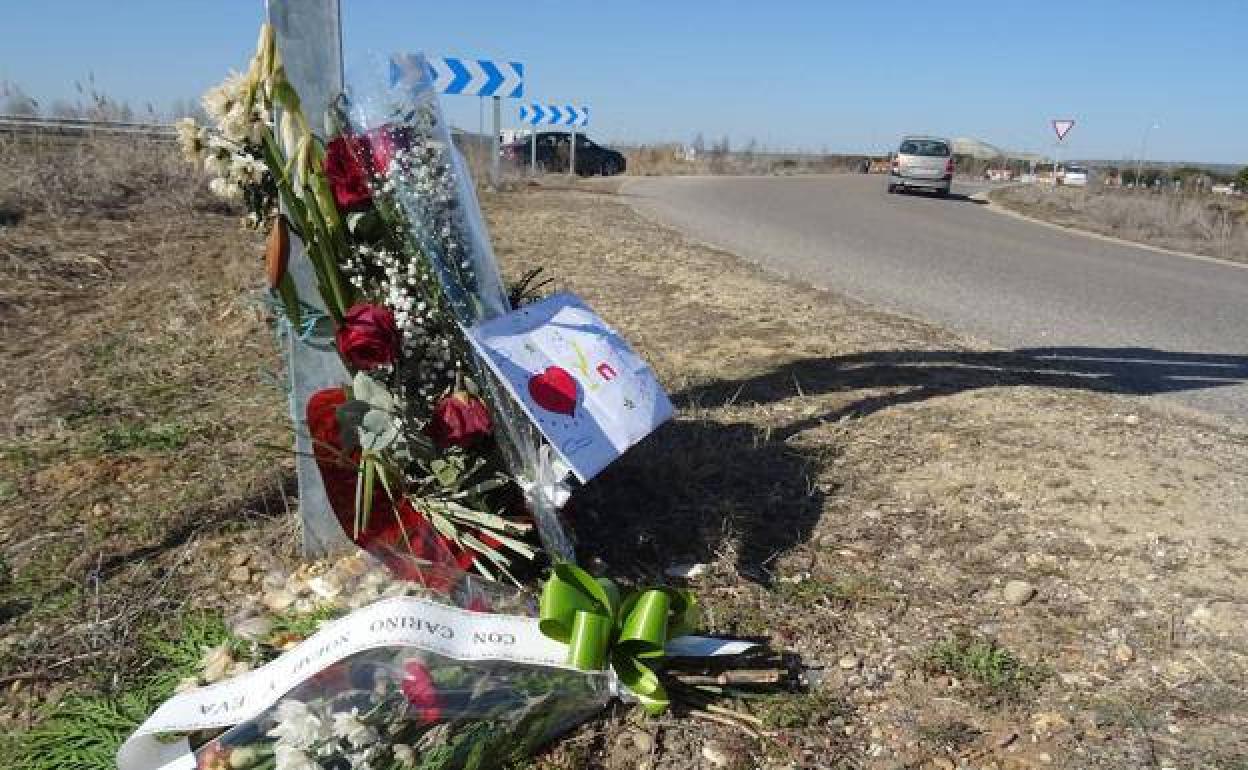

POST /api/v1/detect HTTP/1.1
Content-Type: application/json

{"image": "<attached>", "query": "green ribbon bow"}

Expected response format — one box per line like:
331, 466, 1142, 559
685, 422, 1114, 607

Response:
539, 562, 698, 714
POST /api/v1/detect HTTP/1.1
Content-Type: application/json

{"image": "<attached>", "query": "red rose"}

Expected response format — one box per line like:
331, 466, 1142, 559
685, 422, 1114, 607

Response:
324, 125, 410, 212
399, 660, 443, 725
427, 392, 492, 449
335, 304, 399, 370
324, 134, 373, 211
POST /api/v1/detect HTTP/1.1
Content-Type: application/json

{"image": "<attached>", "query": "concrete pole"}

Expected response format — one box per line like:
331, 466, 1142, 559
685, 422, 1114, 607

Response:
267, 0, 352, 557
569, 128, 576, 177
530, 118, 538, 174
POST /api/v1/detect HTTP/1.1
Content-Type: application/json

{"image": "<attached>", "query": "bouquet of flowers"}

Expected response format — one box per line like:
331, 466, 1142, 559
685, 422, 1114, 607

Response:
179, 26, 570, 580
118, 555, 776, 770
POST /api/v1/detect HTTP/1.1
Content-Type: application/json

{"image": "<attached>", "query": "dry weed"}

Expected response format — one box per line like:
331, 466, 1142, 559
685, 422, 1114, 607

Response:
990, 184, 1248, 263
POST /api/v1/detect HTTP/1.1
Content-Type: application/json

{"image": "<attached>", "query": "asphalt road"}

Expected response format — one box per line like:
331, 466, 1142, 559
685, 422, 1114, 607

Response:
623, 175, 1248, 421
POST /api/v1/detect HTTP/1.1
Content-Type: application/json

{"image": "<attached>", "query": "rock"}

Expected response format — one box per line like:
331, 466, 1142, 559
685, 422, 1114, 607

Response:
1031, 711, 1071, 735
995, 730, 1019, 748
929, 758, 956, 770
1123, 414, 1139, 425
1038, 753, 1053, 764
262, 588, 296, 611
228, 565, 251, 584
230, 551, 250, 567
230, 614, 273, 642
839, 654, 861, 670
664, 563, 707, 579
701, 742, 731, 768
1112, 643, 1134, 663
1003, 580, 1037, 606
631, 731, 653, 752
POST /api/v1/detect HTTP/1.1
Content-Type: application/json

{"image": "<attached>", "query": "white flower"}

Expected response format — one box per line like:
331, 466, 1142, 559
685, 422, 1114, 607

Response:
268, 700, 328, 749
208, 177, 244, 203
219, 104, 250, 143
202, 70, 247, 121
230, 154, 265, 186
274, 744, 319, 770
347, 745, 382, 770
199, 642, 234, 683
391, 745, 416, 767
331, 708, 379, 749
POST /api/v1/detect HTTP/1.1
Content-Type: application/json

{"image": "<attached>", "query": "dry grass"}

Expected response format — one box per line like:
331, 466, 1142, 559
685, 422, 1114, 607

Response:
990, 184, 1248, 263
0, 136, 294, 726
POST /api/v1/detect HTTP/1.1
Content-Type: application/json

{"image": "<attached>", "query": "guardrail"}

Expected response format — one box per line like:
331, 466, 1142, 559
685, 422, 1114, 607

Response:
0, 114, 177, 141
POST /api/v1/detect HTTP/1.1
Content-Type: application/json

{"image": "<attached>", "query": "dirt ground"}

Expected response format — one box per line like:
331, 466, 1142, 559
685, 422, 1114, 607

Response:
1, 164, 1246, 769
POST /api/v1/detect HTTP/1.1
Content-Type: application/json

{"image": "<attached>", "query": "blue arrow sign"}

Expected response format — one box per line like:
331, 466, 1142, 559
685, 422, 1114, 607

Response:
519, 103, 590, 127
392, 54, 524, 98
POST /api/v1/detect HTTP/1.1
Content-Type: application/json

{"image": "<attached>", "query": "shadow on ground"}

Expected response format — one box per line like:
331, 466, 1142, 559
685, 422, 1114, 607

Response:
574, 347, 1247, 583
574, 416, 828, 585
679, 347, 1248, 438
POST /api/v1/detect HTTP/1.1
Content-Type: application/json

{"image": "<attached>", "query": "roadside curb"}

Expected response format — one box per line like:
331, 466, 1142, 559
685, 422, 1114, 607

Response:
975, 194, 1248, 271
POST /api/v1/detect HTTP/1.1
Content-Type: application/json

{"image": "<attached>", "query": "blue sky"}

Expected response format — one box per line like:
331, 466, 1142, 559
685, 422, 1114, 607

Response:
2, 1, 1245, 164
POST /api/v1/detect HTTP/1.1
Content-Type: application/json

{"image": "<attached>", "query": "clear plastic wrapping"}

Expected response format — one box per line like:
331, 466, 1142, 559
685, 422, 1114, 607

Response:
331, 53, 575, 562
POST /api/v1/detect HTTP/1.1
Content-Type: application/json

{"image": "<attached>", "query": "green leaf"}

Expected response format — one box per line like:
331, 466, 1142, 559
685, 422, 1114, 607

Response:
429, 457, 461, 488
335, 399, 369, 454
352, 372, 396, 412
359, 409, 400, 452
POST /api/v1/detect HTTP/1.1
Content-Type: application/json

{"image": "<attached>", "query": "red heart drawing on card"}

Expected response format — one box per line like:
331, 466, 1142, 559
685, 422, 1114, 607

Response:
528, 366, 578, 416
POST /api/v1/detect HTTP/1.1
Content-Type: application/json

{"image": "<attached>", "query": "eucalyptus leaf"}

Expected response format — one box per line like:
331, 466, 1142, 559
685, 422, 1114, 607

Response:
352, 371, 396, 412
335, 399, 369, 455
359, 409, 401, 452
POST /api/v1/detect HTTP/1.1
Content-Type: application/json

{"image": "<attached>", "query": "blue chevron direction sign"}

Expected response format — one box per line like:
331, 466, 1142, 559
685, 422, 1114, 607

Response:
389, 53, 524, 98
428, 56, 523, 97
519, 104, 590, 127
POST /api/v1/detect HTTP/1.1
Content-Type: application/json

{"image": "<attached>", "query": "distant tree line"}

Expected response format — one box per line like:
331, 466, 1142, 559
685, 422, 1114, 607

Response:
1, 78, 205, 123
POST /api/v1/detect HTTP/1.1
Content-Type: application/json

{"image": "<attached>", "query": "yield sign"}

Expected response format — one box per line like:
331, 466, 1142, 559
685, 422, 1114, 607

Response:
1052, 119, 1075, 141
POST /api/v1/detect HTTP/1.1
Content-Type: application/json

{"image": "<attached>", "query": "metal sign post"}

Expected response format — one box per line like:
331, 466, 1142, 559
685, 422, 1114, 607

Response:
491, 95, 501, 186
520, 104, 545, 174
520, 103, 589, 176
266, 0, 353, 557
1051, 119, 1074, 184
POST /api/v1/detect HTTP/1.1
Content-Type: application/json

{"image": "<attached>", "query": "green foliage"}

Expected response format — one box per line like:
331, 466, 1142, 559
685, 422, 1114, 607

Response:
756, 691, 849, 729
269, 603, 339, 639
1, 611, 229, 770
1236, 167, 1248, 192
922, 632, 1046, 702
917, 720, 982, 750
94, 421, 190, 453
0, 477, 16, 503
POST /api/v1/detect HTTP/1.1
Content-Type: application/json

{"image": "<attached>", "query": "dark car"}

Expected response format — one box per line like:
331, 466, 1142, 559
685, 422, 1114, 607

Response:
501, 131, 626, 176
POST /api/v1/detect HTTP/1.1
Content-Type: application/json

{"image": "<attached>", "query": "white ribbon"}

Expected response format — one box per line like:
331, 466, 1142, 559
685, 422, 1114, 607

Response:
118, 594, 755, 770
117, 595, 579, 770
